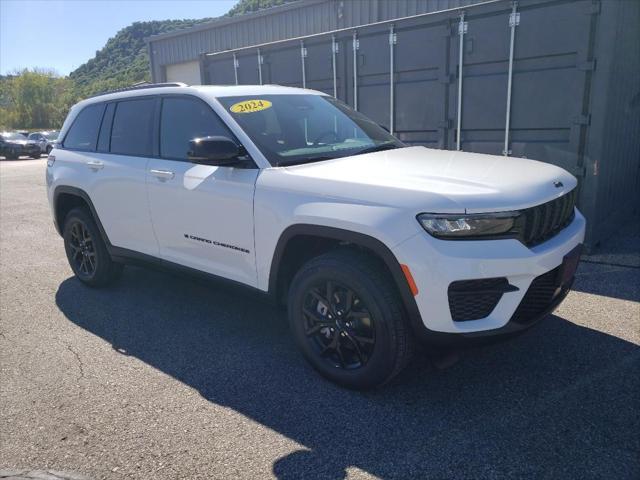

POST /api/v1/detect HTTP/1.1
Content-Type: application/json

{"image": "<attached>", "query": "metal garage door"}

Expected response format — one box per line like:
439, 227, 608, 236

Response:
165, 60, 202, 85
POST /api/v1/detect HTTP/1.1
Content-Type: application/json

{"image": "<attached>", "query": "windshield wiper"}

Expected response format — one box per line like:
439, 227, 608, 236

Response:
276, 142, 403, 166
354, 142, 402, 156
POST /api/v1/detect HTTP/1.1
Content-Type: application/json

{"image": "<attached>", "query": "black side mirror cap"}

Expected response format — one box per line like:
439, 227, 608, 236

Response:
188, 136, 242, 166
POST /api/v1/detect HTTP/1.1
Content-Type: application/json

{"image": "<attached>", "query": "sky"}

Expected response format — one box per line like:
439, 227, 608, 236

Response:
0, 0, 238, 76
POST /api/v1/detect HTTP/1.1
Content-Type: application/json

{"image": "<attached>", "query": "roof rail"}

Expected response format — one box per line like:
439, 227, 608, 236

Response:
87, 82, 187, 99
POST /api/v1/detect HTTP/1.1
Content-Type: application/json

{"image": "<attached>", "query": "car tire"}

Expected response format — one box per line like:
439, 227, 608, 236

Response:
46, 145, 52, 154
288, 249, 414, 389
63, 207, 123, 287
6, 152, 18, 160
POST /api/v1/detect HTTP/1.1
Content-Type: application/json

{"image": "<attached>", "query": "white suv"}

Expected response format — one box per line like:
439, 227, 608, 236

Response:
47, 83, 585, 389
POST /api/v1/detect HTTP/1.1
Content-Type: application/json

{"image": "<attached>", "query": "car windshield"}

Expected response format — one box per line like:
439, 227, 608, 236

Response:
1, 132, 26, 140
44, 131, 59, 140
218, 94, 405, 166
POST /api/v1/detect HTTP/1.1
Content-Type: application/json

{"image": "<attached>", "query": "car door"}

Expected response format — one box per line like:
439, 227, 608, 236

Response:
28, 133, 41, 151
36, 134, 47, 151
146, 95, 259, 287
78, 98, 159, 257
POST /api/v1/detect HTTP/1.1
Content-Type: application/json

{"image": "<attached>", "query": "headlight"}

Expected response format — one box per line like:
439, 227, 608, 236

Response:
417, 212, 519, 239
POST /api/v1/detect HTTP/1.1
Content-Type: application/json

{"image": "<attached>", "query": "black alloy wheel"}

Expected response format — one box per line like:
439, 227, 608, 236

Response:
288, 249, 414, 389
63, 207, 123, 287
67, 219, 98, 279
302, 280, 375, 370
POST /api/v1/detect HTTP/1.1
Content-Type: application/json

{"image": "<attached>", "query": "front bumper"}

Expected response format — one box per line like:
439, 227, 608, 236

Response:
392, 209, 586, 341
12, 144, 40, 155
25, 145, 41, 155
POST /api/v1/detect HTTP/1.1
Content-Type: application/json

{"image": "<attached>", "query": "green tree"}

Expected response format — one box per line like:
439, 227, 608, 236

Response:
0, 69, 74, 129
68, 1, 297, 97
0, 0, 298, 129
227, 0, 294, 17
69, 19, 218, 98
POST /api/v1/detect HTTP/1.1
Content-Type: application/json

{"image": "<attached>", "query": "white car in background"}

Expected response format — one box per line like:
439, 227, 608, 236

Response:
46, 83, 585, 389
28, 130, 59, 155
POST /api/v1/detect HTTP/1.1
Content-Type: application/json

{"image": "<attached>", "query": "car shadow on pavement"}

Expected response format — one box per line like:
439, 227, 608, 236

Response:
571, 260, 640, 303
55, 266, 640, 479
572, 219, 640, 302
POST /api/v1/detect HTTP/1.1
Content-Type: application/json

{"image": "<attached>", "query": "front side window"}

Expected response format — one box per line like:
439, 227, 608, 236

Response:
63, 104, 105, 151
160, 97, 234, 160
217, 94, 404, 166
110, 98, 156, 157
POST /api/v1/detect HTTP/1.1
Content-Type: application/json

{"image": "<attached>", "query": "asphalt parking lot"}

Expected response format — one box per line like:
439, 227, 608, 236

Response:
1, 158, 638, 480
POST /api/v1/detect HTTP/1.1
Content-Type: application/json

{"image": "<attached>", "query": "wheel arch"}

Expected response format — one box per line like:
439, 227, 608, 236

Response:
268, 224, 423, 329
53, 186, 112, 248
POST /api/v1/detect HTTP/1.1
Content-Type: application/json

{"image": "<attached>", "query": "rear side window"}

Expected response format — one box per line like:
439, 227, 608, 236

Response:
63, 104, 105, 151
110, 98, 156, 157
160, 97, 233, 160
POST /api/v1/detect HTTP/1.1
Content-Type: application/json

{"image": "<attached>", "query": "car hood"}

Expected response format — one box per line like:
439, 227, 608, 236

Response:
275, 146, 577, 213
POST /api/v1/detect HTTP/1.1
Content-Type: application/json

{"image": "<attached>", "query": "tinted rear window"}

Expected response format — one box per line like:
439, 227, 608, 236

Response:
110, 98, 156, 157
63, 104, 105, 151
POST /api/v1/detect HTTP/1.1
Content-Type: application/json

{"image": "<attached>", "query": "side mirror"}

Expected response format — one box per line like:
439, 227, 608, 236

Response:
187, 136, 242, 166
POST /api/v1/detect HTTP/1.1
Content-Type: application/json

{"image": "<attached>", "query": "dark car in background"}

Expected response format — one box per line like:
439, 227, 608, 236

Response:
28, 130, 59, 155
0, 132, 42, 159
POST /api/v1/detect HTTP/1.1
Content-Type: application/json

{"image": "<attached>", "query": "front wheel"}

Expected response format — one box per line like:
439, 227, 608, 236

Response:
46, 145, 52, 154
63, 207, 123, 287
288, 249, 414, 389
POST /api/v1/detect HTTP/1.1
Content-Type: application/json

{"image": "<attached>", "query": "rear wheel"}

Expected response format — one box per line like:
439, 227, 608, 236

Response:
63, 207, 123, 287
288, 249, 413, 389
6, 151, 18, 160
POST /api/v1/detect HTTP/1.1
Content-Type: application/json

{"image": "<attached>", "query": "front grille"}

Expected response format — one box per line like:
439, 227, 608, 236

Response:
520, 189, 577, 247
448, 277, 510, 322
510, 267, 561, 325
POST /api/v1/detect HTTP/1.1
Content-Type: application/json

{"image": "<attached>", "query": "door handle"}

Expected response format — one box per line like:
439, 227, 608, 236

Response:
150, 169, 175, 180
87, 160, 104, 170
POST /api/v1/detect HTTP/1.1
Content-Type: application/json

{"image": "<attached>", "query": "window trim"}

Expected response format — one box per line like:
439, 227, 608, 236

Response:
96, 102, 115, 153
60, 93, 258, 167
61, 103, 107, 153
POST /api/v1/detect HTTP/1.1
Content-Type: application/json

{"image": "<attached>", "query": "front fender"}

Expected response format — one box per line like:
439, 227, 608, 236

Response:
253, 187, 421, 293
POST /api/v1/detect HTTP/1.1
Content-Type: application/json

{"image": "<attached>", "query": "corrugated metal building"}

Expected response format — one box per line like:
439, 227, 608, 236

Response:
147, 0, 484, 83
146, 0, 640, 249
